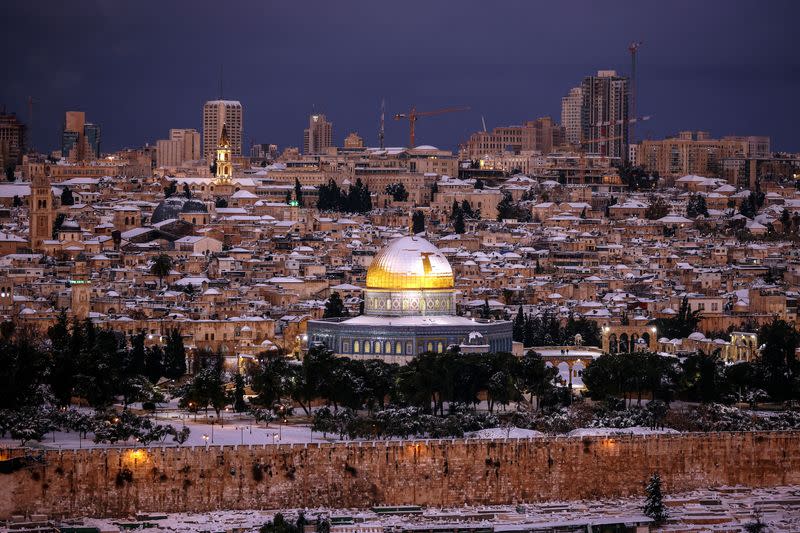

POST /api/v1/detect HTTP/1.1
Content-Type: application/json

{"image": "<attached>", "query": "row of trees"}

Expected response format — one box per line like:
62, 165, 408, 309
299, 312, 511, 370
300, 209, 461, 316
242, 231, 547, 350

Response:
317, 178, 372, 213
246, 347, 559, 416
512, 309, 601, 347
1, 314, 186, 411
583, 319, 800, 405
0, 405, 191, 446
450, 199, 480, 233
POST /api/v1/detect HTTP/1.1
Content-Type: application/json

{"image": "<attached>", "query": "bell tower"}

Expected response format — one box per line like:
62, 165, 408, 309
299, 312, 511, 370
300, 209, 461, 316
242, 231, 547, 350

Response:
214, 123, 232, 184
29, 171, 54, 252
71, 258, 91, 321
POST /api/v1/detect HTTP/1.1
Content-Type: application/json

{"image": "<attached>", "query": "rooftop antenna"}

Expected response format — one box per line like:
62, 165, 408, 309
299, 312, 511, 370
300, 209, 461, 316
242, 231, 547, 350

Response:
379, 98, 385, 149
481, 115, 487, 133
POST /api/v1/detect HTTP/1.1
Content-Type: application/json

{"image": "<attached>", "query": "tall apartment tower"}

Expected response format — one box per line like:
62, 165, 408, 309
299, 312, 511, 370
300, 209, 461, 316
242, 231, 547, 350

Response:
580, 70, 629, 160
29, 171, 54, 252
303, 114, 333, 155
560, 87, 583, 146
0, 112, 26, 168
61, 111, 101, 161
203, 100, 242, 161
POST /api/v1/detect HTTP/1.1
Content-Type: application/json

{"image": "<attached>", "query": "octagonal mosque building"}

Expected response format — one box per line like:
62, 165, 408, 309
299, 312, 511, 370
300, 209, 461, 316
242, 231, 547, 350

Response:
307, 236, 513, 363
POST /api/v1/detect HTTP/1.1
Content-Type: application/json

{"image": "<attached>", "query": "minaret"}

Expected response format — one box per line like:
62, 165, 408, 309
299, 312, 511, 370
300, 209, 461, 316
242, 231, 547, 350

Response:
214, 123, 232, 184
29, 171, 54, 252
71, 258, 91, 321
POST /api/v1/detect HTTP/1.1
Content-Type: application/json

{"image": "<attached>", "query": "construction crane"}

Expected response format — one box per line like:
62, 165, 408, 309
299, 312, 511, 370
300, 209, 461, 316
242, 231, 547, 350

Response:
628, 41, 643, 147
378, 98, 386, 150
394, 106, 470, 148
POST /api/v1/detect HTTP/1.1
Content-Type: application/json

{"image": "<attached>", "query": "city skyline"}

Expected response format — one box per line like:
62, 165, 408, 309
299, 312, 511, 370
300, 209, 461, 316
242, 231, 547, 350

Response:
2, 0, 799, 153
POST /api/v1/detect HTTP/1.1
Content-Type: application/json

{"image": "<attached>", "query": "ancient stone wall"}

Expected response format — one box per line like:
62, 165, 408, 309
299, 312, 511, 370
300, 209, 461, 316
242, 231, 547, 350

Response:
3, 431, 799, 519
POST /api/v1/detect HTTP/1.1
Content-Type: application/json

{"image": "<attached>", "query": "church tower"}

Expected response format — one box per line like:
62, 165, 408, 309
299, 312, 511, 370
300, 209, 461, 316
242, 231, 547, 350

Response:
214, 123, 232, 184
71, 258, 91, 321
29, 171, 54, 252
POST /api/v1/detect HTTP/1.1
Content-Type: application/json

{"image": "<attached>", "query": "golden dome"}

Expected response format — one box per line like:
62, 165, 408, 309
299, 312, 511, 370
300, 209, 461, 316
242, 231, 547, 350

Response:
366, 236, 454, 290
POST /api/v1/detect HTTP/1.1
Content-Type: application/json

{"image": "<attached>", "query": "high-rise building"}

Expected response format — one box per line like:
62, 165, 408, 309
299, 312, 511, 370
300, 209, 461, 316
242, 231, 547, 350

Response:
303, 114, 333, 154
580, 70, 629, 160
61, 111, 101, 161
170, 128, 201, 160
83, 123, 101, 159
62, 111, 85, 160
203, 100, 242, 161
0, 112, 26, 168
157, 128, 201, 167
560, 87, 583, 146
250, 143, 278, 160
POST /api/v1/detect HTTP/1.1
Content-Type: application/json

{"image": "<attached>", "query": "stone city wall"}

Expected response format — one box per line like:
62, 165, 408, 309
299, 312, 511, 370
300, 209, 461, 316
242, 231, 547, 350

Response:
2, 431, 799, 519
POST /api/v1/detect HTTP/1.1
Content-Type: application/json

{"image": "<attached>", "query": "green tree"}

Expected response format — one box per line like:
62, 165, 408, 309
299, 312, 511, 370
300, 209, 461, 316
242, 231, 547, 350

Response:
183, 183, 192, 198
385, 182, 409, 202
215, 197, 228, 208
652, 296, 701, 339
645, 195, 669, 220
52, 212, 66, 239
150, 253, 173, 287
643, 472, 668, 525
294, 178, 304, 206
474, 178, 484, 190
233, 372, 247, 412
412, 210, 425, 234
162, 329, 187, 379
164, 180, 177, 198
756, 318, 800, 401
323, 292, 349, 318
4, 163, 16, 181
182, 364, 226, 416
518, 351, 558, 409
512, 306, 525, 342
285, 189, 293, 205
60, 186, 75, 206
686, 194, 708, 218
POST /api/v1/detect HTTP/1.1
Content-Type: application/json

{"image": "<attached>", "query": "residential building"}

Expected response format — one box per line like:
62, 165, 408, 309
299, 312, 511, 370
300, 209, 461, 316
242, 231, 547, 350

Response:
580, 70, 629, 160
203, 100, 243, 161
561, 86, 583, 145
303, 114, 333, 154
0, 111, 26, 167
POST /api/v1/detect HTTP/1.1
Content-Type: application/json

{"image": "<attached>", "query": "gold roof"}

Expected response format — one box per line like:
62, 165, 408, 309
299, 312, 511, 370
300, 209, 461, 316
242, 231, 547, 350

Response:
366, 236, 454, 290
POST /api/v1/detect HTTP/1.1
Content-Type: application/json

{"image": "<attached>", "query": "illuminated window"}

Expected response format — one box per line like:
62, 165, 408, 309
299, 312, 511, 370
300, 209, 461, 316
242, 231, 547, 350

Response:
374, 341, 381, 353
395, 342, 402, 354
353, 341, 360, 353
427, 341, 433, 352
364, 342, 371, 353
437, 342, 444, 353
385, 341, 391, 353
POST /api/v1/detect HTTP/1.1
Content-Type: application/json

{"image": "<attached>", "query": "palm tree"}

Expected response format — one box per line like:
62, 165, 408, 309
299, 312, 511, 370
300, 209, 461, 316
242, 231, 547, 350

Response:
150, 253, 173, 287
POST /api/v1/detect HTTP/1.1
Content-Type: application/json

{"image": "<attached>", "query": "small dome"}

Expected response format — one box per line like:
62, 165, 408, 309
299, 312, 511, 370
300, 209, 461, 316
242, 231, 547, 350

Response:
366, 236, 454, 290
152, 196, 208, 224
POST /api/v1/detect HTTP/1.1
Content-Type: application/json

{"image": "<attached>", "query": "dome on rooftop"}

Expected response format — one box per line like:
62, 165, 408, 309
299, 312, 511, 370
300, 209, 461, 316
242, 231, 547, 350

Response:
366, 236, 454, 291
152, 196, 208, 224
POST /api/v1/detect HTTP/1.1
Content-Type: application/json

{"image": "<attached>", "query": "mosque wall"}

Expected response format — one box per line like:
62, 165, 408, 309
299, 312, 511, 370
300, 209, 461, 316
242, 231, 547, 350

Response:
3, 431, 799, 518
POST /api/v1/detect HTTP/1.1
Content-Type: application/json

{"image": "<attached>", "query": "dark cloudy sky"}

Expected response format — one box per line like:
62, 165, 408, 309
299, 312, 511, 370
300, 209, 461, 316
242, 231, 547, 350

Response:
2, 0, 798, 153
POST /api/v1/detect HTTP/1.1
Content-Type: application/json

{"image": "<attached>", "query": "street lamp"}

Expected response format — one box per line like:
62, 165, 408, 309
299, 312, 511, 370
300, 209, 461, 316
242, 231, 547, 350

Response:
202, 434, 209, 447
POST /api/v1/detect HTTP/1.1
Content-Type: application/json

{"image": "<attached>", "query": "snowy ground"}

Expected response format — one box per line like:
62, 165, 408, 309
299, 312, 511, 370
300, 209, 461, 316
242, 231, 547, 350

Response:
12, 485, 800, 532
